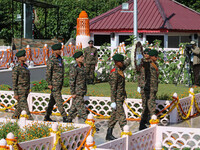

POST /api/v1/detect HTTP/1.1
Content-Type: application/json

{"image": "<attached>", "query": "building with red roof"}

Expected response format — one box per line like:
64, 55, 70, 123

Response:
89, 0, 200, 48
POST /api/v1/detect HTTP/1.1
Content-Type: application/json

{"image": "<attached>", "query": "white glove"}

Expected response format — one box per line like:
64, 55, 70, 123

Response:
137, 87, 141, 93
110, 102, 116, 109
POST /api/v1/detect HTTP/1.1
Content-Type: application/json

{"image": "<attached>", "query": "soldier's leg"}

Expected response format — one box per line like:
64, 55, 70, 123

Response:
86, 65, 91, 83
18, 93, 34, 120
52, 90, 67, 117
45, 93, 56, 116
75, 95, 88, 120
148, 91, 157, 118
117, 101, 127, 131
67, 98, 78, 120
12, 102, 22, 119
90, 65, 96, 83
108, 107, 117, 129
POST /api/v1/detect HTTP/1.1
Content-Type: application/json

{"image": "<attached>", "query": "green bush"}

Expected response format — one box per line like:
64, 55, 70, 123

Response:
0, 84, 12, 91
31, 79, 48, 92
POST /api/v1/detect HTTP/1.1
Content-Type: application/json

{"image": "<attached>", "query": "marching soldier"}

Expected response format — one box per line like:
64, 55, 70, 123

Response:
66, 51, 88, 122
44, 43, 68, 122
106, 54, 131, 141
84, 40, 98, 84
139, 49, 159, 130
12, 50, 33, 120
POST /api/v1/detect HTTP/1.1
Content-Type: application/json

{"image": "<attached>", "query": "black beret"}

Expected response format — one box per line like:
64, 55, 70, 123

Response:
16, 50, 26, 57
148, 49, 158, 56
88, 40, 94, 44
52, 43, 62, 50
144, 48, 151, 53
112, 54, 124, 61
73, 51, 83, 59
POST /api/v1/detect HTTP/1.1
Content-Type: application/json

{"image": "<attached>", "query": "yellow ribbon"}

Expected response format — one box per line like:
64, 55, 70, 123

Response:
124, 101, 141, 117
149, 119, 159, 124
20, 114, 29, 119
85, 120, 96, 136
0, 102, 17, 111
121, 131, 132, 137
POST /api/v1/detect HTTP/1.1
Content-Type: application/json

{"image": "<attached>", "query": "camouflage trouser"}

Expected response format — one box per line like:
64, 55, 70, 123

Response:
67, 95, 88, 120
108, 100, 127, 131
139, 90, 157, 130
46, 87, 67, 117
12, 93, 33, 120
86, 64, 95, 82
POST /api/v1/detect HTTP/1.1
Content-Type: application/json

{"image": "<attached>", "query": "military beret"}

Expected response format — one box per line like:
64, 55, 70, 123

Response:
52, 43, 62, 50
148, 49, 158, 56
144, 48, 151, 53
190, 41, 196, 45
16, 50, 26, 57
113, 54, 124, 61
73, 51, 83, 59
88, 40, 94, 44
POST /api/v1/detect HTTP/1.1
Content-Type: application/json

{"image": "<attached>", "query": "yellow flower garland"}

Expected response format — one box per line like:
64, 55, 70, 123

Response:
149, 119, 159, 124
0, 102, 17, 111
85, 120, 96, 136
124, 101, 141, 117
121, 131, 132, 137
49, 128, 67, 150
189, 91, 200, 113
6, 139, 18, 150
20, 114, 29, 119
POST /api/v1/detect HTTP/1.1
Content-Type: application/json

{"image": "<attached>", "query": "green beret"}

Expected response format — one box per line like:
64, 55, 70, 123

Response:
112, 54, 124, 61
144, 48, 151, 53
88, 40, 94, 44
52, 43, 62, 50
148, 49, 158, 56
73, 51, 83, 59
16, 50, 26, 57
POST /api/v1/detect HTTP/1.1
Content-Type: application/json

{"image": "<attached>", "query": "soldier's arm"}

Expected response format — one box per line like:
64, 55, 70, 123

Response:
192, 47, 200, 55
122, 58, 131, 71
95, 48, 98, 65
84, 48, 87, 63
46, 60, 53, 86
69, 65, 77, 95
12, 67, 19, 96
110, 72, 118, 103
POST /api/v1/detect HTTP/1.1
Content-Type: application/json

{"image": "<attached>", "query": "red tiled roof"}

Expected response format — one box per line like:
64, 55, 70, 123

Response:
89, 0, 200, 32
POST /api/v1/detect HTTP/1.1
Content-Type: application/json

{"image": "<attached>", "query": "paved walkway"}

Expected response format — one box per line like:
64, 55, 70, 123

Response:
0, 112, 199, 145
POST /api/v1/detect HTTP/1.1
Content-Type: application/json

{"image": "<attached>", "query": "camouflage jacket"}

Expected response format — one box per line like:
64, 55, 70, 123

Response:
12, 63, 30, 96
109, 58, 131, 102
84, 46, 98, 65
46, 54, 64, 87
69, 63, 87, 96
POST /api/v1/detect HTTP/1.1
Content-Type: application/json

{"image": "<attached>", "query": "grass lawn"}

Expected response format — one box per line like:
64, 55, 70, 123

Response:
40, 82, 200, 100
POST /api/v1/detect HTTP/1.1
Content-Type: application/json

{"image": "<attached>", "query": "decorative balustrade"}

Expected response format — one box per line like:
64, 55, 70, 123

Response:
0, 44, 82, 69
0, 90, 200, 125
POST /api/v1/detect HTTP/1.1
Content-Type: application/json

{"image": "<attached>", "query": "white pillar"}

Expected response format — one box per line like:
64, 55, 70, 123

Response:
85, 135, 96, 150
6, 132, 15, 150
169, 93, 179, 124
18, 110, 28, 129
164, 34, 168, 48
51, 124, 61, 150
87, 114, 95, 136
122, 125, 131, 149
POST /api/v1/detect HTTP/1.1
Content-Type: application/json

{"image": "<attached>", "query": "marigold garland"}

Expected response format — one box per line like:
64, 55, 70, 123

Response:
20, 114, 29, 119
85, 120, 96, 136
149, 119, 159, 124
121, 131, 132, 137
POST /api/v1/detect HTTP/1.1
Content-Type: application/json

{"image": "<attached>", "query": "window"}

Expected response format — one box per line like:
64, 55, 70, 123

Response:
94, 35, 110, 46
168, 36, 179, 48
146, 35, 164, 48
181, 36, 190, 43
198, 36, 200, 47
119, 35, 132, 45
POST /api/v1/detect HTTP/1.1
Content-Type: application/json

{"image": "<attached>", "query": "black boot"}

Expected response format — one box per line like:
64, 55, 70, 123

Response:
106, 128, 117, 141
44, 115, 55, 122
63, 116, 72, 123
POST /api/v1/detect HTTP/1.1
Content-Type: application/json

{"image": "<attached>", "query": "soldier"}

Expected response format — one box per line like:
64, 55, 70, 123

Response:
191, 41, 200, 86
84, 40, 98, 84
12, 50, 33, 120
44, 43, 68, 122
106, 54, 131, 141
66, 51, 88, 122
139, 49, 159, 130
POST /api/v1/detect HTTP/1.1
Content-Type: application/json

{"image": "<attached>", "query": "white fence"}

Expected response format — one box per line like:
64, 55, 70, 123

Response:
96, 124, 200, 150
0, 90, 200, 124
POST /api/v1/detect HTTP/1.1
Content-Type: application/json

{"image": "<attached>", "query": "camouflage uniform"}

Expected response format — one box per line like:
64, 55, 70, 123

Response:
139, 59, 159, 130
45, 54, 67, 117
12, 63, 33, 120
108, 58, 131, 130
68, 63, 88, 120
84, 46, 98, 83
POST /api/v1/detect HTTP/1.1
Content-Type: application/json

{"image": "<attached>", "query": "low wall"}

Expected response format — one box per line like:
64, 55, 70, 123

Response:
0, 65, 46, 86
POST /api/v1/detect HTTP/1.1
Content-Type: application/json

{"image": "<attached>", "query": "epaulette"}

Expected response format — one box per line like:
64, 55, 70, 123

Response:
110, 68, 116, 73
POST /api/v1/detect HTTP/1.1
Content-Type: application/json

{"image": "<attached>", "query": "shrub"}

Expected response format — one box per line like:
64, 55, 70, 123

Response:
0, 84, 12, 91
31, 79, 48, 92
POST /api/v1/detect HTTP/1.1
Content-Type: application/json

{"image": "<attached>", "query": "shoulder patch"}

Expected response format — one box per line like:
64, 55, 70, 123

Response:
110, 68, 116, 73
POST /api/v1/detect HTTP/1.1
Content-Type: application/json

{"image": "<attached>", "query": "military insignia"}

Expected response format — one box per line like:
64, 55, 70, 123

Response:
110, 68, 116, 73
118, 70, 125, 78
59, 63, 62, 66
90, 53, 94, 55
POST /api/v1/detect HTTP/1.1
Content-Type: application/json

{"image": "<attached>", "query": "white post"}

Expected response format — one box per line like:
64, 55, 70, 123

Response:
160, 101, 170, 126
27, 93, 33, 112
169, 93, 179, 124
84, 135, 95, 150
51, 123, 61, 150
86, 114, 95, 136
6, 132, 15, 150
134, 0, 138, 40
123, 100, 129, 119
150, 115, 159, 127
122, 125, 131, 149
0, 139, 8, 150
18, 110, 27, 129
189, 88, 195, 116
